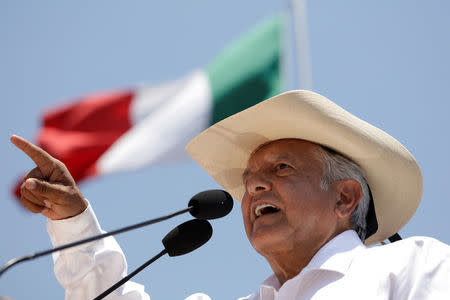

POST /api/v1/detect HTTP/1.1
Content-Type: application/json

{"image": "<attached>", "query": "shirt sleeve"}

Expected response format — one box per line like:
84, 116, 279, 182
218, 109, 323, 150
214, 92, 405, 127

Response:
46, 202, 150, 300
406, 237, 450, 300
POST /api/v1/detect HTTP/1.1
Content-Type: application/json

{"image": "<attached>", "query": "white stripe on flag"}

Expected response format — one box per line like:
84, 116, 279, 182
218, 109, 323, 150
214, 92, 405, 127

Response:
98, 70, 212, 174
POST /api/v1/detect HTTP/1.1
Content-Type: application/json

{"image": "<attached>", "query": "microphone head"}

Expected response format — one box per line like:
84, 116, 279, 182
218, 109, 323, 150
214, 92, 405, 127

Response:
162, 219, 212, 257
188, 189, 233, 220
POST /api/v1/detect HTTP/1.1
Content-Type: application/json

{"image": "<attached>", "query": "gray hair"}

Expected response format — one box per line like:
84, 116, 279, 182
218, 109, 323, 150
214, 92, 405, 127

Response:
314, 146, 370, 242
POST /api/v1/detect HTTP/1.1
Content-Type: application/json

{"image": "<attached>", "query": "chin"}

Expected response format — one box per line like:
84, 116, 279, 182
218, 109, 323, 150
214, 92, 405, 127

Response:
250, 230, 286, 255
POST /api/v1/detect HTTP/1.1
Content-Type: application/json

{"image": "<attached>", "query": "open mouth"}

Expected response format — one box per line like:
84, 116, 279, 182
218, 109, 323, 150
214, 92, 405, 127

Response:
255, 204, 280, 218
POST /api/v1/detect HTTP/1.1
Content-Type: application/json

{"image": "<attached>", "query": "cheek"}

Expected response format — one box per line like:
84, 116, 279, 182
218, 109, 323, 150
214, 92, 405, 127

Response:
284, 184, 334, 220
240, 194, 253, 236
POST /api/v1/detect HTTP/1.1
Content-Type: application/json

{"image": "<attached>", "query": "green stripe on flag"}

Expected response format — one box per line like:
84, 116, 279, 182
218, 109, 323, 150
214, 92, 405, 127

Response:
206, 15, 283, 124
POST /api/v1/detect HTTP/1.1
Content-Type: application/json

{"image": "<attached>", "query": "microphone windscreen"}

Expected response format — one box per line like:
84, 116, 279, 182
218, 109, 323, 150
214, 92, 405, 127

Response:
162, 219, 212, 257
188, 189, 233, 220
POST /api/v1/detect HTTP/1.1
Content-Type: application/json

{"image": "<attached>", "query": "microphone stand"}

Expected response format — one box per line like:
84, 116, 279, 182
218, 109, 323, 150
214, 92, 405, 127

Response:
94, 218, 212, 300
94, 249, 168, 300
0, 207, 192, 276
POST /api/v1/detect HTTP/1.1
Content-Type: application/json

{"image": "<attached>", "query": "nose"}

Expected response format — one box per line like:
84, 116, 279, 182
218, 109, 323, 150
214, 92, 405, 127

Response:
245, 172, 271, 196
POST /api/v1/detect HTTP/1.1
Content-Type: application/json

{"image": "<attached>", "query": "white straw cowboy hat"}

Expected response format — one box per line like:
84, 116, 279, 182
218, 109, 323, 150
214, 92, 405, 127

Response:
186, 90, 422, 245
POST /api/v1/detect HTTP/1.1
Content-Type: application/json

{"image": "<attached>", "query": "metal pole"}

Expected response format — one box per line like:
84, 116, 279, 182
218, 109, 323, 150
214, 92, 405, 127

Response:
290, 0, 313, 90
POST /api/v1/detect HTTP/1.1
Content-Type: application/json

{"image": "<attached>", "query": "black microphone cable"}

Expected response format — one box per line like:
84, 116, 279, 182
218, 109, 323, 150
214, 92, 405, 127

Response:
0, 189, 233, 277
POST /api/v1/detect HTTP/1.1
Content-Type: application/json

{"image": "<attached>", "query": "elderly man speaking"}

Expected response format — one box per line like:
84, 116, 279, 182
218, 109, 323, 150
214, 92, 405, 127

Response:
11, 90, 450, 299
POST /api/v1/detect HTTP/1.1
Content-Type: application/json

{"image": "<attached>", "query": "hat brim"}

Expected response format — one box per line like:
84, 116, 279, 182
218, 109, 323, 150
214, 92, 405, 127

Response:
186, 90, 422, 245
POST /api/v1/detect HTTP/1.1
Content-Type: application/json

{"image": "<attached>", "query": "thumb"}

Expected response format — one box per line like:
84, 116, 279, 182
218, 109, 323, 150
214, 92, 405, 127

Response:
24, 178, 65, 199
24, 177, 87, 220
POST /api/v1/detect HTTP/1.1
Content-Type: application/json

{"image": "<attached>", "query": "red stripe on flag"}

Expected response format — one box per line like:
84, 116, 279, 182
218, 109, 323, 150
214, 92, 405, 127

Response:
43, 90, 133, 131
13, 90, 134, 198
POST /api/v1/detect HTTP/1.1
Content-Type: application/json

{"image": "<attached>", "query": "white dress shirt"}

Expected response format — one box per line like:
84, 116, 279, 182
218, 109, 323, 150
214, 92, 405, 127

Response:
47, 204, 450, 300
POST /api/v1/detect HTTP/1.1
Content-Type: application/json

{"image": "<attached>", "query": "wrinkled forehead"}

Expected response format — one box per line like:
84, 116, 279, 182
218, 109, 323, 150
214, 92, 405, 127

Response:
245, 138, 326, 174
249, 138, 322, 160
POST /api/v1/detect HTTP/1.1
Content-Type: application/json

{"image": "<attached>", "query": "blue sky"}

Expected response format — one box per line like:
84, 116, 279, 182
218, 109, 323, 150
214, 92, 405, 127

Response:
1, 1, 449, 299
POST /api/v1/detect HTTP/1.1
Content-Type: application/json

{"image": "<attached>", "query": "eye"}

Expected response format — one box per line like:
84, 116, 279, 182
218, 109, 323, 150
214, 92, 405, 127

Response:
277, 163, 290, 170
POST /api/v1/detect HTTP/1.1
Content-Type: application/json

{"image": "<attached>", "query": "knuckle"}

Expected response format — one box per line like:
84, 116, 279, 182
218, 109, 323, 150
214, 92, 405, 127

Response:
35, 181, 47, 193
54, 167, 66, 179
51, 160, 70, 177
49, 161, 59, 171
23, 143, 32, 154
62, 186, 75, 200
20, 198, 39, 213
53, 159, 65, 169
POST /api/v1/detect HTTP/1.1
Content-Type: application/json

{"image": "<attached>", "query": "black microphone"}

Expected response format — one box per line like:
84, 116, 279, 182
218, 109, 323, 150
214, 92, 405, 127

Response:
0, 190, 232, 277
94, 219, 212, 300
189, 189, 233, 220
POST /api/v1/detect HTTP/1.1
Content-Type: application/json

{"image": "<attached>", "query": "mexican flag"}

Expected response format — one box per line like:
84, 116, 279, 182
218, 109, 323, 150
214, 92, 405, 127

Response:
14, 15, 283, 197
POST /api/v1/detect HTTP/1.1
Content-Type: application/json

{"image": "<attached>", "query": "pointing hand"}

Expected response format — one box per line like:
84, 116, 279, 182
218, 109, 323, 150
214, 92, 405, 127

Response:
11, 135, 88, 220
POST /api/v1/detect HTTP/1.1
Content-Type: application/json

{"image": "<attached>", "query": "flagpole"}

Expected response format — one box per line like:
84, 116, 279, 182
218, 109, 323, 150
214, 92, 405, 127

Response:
290, 0, 312, 90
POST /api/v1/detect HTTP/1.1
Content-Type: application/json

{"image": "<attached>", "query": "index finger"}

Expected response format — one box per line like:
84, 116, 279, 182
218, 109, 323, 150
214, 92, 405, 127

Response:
10, 135, 55, 170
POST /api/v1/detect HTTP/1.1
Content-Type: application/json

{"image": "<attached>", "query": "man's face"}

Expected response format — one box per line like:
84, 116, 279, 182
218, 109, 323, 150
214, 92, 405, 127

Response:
241, 139, 339, 256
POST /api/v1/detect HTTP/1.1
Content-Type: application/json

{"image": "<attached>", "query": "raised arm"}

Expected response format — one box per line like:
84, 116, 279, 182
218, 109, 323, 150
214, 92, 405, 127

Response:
10, 135, 149, 299
10, 135, 213, 300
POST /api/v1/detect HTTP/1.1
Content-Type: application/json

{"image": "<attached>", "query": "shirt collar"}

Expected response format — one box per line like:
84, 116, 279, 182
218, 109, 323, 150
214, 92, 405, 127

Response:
261, 274, 281, 291
260, 230, 365, 292
304, 229, 365, 274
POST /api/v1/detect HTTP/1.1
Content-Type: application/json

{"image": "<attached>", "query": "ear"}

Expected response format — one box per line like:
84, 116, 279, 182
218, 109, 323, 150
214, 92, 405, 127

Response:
334, 179, 362, 219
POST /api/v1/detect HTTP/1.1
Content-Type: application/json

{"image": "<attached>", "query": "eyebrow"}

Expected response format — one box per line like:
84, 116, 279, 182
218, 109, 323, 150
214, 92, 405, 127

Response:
274, 153, 292, 161
241, 169, 250, 181
241, 153, 294, 181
